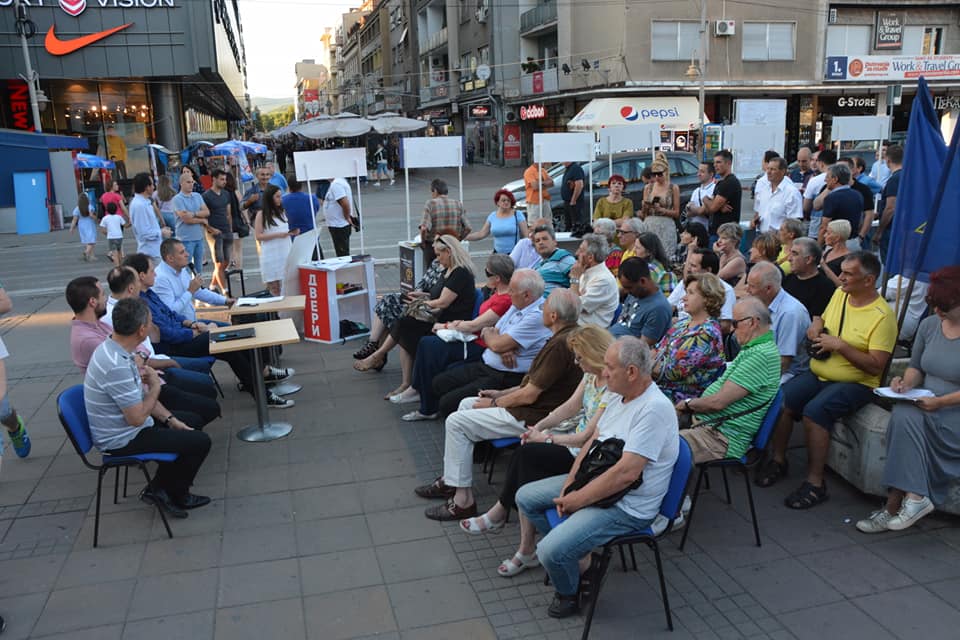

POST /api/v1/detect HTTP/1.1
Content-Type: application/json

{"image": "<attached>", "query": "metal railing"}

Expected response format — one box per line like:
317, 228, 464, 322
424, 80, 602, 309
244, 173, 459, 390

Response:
520, 2, 557, 34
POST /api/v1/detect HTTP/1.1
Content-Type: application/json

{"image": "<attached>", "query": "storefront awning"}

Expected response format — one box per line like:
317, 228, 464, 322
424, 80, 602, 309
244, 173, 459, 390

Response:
567, 97, 707, 132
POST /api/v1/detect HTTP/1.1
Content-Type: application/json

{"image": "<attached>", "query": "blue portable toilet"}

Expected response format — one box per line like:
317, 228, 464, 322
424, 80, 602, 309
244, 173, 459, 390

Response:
14, 171, 49, 235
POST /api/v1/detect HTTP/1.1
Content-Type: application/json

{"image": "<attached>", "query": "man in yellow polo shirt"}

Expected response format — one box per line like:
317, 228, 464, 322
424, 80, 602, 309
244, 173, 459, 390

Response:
762, 251, 896, 509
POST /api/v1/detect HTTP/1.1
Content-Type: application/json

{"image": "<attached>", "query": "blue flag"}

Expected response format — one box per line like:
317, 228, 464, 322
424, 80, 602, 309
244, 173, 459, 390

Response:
887, 77, 951, 282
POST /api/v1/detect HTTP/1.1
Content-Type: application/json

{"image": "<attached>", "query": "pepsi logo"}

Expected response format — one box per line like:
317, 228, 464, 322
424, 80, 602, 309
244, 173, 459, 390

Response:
60, 0, 86, 16
620, 106, 639, 121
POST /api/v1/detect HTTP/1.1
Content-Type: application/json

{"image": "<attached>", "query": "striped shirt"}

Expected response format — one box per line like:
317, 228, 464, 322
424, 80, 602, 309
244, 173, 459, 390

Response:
695, 331, 780, 459
84, 338, 153, 452
534, 248, 575, 295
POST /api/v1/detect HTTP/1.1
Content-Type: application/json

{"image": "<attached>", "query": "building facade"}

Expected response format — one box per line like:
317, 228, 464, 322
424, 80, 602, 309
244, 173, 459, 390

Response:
0, 0, 248, 177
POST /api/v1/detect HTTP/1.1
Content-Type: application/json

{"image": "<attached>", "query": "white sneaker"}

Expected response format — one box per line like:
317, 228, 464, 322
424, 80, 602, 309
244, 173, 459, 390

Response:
856, 509, 894, 534
887, 496, 934, 531
389, 179, 395, 185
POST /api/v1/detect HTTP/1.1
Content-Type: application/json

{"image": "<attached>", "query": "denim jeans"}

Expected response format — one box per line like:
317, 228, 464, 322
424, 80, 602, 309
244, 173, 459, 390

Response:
181, 240, 205, 273
516, 475, 653, 596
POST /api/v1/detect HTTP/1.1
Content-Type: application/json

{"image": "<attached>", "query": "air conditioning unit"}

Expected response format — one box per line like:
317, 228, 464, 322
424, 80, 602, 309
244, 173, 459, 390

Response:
504, 111, 517, 122
432, 57, 442, 66
715, 20, 736, 36
476, 6, 488, 23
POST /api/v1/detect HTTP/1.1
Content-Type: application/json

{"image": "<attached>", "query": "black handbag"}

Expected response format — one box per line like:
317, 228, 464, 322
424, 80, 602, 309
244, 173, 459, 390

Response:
806, 294, 847, 361
563, 438, 643, 508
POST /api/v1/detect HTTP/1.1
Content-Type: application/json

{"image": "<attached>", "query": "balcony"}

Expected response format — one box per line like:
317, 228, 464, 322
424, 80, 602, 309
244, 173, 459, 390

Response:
418, 26, 448, 53
520, 2, 557, 36
419, 83, 451, 104
520, 67, 558, 96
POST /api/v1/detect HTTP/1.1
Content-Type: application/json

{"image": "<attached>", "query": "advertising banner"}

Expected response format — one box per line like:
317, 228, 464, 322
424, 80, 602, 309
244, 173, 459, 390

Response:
826, 55, 960, 82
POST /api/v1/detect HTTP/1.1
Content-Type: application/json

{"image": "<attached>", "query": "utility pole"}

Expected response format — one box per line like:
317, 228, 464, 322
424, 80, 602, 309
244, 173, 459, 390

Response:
697, 0, 707, 159
15, 0, 43, 133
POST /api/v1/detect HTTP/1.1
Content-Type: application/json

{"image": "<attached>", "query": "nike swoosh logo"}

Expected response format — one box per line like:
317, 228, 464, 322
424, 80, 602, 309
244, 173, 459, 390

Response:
45, 23, 133, 56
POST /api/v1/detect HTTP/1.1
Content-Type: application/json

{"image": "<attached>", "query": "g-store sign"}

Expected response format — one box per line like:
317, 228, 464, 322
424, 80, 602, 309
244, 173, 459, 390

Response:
826, 55, 960, 81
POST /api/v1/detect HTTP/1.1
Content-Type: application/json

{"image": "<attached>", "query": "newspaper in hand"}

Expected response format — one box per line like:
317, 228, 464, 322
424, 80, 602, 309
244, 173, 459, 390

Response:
874, 387, 936, 402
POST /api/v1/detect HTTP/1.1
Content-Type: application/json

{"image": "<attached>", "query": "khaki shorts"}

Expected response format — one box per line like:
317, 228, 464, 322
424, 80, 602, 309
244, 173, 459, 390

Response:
680, 425, 729, 464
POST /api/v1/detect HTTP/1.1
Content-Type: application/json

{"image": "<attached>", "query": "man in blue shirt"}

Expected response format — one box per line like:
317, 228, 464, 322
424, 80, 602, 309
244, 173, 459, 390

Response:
282, 178, 321, 236
611, 258, 672, 344
875, 144, 903, 263
789, 146, 816, 190
130, 173, 169, 260
819, 163, 863, 246
241, 167, 272, 228
267, 161, 289, 193
153, 239, 234, 322
745, 261, 810, 383
172, 172, 209, 271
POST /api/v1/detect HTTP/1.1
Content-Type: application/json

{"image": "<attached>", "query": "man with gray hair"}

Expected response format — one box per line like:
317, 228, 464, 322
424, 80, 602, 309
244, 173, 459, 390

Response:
782, 237, 837, 319
84, 297, 212, 519
569, 233, 618, 326
516, 336, 678, 618
676, 297, 781, 464
818, 162, 864, 248
752, 156, 802, 233
428, 269, 553, 420
417, 288, 583, 521
746, 261, 810, 382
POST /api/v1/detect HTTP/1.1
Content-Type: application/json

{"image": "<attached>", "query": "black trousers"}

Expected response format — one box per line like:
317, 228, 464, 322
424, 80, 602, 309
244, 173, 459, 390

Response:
431, 361, 525, 419
329, 225, 351, 257
158, 383, 220, 429
157, 333, 254, 389
108, 427, 211, 498
499, 442, 576, 510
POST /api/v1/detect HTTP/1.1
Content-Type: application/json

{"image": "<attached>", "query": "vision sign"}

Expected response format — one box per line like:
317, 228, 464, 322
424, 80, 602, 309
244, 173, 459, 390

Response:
0, 0, 175, 11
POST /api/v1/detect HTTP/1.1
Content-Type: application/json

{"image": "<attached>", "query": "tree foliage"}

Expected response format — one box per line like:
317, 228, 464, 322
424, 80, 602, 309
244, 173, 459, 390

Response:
259, 105, 295, 132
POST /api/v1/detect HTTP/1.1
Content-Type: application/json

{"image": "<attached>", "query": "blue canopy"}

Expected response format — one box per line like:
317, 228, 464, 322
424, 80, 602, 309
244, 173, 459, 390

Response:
74, 153, 115, 169
210, 139, 267, 156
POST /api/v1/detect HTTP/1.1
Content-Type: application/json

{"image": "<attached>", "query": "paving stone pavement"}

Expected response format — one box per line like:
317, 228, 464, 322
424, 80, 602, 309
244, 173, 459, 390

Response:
2, 290, 960, 639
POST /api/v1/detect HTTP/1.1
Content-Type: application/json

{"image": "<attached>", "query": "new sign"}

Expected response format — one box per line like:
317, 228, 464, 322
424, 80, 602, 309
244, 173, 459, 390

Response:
826, 55, 960, 82
519, 104, 546, 120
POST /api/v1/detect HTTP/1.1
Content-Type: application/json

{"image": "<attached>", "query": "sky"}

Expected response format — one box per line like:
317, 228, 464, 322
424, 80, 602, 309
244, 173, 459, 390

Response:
239, 0, 354, 100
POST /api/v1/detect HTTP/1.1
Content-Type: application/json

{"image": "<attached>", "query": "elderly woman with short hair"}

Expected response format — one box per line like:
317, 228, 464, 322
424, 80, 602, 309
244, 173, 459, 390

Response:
355, 235, 476, 400
776, 218, 805, 275
569, 233, 619, 327
714, 221, 747, 287
592, 218, 623, 276
821, 219, 852, 286
651, 273, 726, 403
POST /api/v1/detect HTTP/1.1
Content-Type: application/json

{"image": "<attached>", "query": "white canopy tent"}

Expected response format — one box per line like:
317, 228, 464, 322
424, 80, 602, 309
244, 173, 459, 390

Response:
567, 97, 706, 132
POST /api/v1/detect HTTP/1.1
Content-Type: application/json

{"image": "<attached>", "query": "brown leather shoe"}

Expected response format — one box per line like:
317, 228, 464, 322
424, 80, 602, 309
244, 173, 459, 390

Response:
414, 477, 456, 499
425, 498, 477, 521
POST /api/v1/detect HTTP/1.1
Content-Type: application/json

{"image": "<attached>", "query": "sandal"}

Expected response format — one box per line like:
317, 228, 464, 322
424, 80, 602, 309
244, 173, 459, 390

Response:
401, 411, 437, 422
385, 384, 409, 401
353, 340, 379, 360
498, 551, 539, 577
784, 481, 828, 510
754, 458, 789, 488
353, 354, 386, 372
459, 513, 505, 536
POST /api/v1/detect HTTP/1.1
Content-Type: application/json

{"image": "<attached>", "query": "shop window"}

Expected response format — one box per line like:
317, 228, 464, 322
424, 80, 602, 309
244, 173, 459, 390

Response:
903, 26, 944, 55
743, 22, 795, 61
651, 21, 702, 62
826, 25, 870, 57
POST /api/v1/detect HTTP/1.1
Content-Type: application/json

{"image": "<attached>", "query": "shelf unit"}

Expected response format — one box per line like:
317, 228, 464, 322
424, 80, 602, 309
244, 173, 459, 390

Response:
298, 256, 376, 344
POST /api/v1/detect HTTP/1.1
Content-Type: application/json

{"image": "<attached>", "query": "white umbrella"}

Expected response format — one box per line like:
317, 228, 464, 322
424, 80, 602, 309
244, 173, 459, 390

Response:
369, 113, 428, 134
295, 113, 373, 139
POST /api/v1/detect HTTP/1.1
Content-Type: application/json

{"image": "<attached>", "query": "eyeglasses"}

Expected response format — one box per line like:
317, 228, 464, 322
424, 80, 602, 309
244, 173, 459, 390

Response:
730, 316, 755, 329
651, 171, 664, 177
616, 229, 635, 235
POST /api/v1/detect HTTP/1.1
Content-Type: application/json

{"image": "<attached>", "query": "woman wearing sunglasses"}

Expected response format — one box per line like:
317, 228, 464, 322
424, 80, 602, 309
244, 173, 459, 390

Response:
639, 152, 681, 259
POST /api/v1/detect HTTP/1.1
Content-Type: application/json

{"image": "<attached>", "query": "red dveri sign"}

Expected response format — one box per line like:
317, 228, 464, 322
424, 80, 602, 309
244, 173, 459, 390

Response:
6, 80, 33, 131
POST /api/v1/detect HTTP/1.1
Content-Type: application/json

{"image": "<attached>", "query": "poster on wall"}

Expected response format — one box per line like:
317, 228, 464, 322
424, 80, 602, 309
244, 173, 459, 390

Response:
95, 122, 148, 180
503, 124, 521, 160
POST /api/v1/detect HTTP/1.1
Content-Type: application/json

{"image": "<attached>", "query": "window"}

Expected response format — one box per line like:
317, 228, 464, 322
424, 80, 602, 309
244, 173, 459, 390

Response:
743, 22, 795, 61
670, 157, 698, 178
903, 26, 944, 55
651, 21, 703, 61
592, 160, 632, 185
826, 25, 871, 57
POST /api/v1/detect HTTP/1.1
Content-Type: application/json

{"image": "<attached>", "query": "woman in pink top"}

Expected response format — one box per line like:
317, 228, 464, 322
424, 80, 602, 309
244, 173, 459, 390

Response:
99, 178, 128, 221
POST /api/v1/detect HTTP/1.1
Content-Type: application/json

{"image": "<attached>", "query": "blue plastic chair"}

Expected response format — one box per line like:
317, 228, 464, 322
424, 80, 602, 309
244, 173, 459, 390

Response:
679, 388, 784, 551
57, 385, 178, 548
472, 288, 485, 318
543, 437, 693, 637
481, 436, 521, 484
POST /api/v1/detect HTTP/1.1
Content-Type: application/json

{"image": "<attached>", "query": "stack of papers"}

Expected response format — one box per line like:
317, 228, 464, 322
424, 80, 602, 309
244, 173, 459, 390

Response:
236, 296, 284, 307
873, 387, 935, 401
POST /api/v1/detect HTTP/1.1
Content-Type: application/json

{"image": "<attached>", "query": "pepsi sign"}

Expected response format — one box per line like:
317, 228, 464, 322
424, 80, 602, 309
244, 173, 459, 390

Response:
620, 105, 680, 122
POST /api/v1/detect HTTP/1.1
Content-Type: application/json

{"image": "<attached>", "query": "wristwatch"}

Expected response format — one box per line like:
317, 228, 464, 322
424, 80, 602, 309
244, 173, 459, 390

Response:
684, 399, 693, 412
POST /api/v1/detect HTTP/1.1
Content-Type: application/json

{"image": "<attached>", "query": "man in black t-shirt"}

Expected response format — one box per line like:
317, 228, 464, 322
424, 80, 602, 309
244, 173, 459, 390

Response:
559, 161, 586, 230
704, 149, 741, 234
819, 163, 864, 246
782, 238, 836, 318
200, 169, 234, 293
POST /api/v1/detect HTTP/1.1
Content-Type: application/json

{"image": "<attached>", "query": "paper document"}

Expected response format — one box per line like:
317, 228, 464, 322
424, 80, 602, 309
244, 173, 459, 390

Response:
236, 296, 284, 306
874, 387, 936, 401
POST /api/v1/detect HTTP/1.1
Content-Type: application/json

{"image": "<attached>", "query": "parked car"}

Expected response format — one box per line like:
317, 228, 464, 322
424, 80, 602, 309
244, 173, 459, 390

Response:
505, 151, 702, 230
